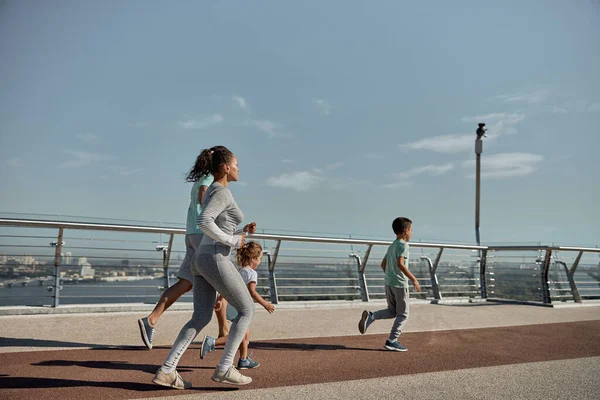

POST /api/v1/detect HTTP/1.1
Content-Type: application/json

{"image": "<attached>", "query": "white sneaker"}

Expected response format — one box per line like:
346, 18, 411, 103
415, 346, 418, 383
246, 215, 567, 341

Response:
152, 369, 192, 389
211, 365, 252, 385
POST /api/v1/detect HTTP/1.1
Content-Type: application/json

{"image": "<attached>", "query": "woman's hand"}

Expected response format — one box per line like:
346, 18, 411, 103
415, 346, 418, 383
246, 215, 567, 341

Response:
243, 222, 257, 234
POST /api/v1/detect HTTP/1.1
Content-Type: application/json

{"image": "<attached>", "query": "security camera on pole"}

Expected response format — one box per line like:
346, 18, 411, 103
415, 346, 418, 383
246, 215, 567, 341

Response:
475, 123, 488, 298
475, 123, 486, 247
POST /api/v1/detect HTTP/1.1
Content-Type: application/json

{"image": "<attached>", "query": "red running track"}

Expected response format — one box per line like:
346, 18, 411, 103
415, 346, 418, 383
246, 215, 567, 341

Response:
1, 320, 599, 400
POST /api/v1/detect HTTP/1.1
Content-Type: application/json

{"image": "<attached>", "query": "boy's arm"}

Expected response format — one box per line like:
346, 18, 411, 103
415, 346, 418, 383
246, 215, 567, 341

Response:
397, 257, 421, 292
247, 282, 275, 313
381, 257, 387, 272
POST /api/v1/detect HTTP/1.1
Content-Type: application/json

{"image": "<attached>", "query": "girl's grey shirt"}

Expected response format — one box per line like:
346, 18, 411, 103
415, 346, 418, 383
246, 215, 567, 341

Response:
197, 182, 244, 253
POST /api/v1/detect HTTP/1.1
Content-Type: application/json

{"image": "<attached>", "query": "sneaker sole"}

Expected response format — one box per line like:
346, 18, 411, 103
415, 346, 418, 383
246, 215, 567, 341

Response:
238, 364, 260, 370
384, 344, 408, 352
211, 376, 253, 385
152, 377, 188, 390
358, 310, 369, 334
138, 318, 152, 350
200, 335, 212, 360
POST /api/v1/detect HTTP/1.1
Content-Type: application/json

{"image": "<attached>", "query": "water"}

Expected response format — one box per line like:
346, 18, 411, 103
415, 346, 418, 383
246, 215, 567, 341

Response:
0, 278, 180, 307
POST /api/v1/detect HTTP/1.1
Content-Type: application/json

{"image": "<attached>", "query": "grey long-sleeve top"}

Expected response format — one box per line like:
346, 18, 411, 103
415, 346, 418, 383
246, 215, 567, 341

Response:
197, 182, 244, 251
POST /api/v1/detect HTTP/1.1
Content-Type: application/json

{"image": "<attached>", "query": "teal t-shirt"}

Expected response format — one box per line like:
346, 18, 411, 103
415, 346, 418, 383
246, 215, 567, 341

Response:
384, 239, 410, 288
185, 174, 214, 234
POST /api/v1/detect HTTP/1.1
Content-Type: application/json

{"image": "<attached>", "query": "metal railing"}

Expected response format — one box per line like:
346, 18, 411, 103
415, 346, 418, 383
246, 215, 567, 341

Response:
0, 218, 599, 307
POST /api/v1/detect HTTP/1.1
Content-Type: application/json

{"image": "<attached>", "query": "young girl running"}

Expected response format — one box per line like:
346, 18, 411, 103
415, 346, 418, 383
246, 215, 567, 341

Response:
200, 241, 275, 369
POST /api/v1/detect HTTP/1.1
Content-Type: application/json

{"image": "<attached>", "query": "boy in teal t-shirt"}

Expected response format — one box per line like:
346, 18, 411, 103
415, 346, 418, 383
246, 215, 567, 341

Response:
358, 217, 421, 351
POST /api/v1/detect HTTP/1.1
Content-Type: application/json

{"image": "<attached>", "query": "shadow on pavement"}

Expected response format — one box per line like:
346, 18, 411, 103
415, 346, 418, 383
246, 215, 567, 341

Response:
0, 376, 238, 392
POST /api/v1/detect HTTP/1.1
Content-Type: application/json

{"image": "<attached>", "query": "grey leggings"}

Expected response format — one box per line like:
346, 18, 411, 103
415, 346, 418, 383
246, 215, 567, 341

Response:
161, 247, 254, 372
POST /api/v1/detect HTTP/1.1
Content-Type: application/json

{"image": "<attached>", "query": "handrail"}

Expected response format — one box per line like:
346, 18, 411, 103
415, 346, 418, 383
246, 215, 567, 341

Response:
487, 245, 600, 253
0, 218, 184, 235
249, 233, 486, 250
2, 218, 597, 253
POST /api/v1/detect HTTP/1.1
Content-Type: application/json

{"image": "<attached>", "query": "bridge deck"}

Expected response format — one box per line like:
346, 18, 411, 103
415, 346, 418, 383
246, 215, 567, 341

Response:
1, 301, 599, 399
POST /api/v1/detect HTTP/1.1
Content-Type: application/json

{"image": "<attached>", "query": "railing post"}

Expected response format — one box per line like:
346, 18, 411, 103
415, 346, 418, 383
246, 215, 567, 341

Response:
267, 240, 281, 304
420, 250, 443, 302
541, 249, 553, 304
361, 245, 373, 301
51, 228, 64, 307
556, 253, 583, 303
479, 249, 488, 299
350, 252, 369, 302
158, 233, 174, 290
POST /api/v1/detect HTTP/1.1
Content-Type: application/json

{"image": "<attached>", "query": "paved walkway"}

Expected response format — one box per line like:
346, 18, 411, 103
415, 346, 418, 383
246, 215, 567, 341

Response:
1, 301, 599, 399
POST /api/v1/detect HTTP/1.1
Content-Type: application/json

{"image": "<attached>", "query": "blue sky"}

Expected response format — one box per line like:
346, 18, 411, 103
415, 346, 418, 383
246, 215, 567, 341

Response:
1, 0, 599, 246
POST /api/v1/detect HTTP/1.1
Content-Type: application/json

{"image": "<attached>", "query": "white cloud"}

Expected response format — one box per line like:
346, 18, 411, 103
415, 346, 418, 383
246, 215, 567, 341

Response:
267, 171, 324, 191
392, 163, 455, 180
326, 162, 344, 170
59, 150, 116, 168
461, 113, 524, 124
404, 113, 524, 153
462, 152, 543, 179
178, 114, 224, 129
552, 105, 568, 113
76, 133, 99, 143
491, 90, 549, 105
404, 133, 474, 153
246, 119, 290, 138
385, 163, 454, 188
313, 99, 333, 116
384, 181, 415, 189
112, 166, 145, 176
232, 95, 248, 110
5, 157, 24, 168
588, 102, 600, 112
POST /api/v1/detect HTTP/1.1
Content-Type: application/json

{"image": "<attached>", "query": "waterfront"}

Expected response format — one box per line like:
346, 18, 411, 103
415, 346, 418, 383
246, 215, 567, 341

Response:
0, 277, 181, 307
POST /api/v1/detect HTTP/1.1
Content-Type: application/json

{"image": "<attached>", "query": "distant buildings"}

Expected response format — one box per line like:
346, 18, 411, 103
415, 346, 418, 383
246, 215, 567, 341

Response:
78, 257, 95, 278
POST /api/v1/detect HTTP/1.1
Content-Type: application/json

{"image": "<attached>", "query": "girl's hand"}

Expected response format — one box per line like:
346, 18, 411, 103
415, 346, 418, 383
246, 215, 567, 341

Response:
264, 303, 275, 314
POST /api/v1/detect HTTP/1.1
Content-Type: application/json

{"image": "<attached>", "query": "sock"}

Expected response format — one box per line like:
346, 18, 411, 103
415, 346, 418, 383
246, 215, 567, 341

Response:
160, 365, 175, 374
217, 363, 230, 372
